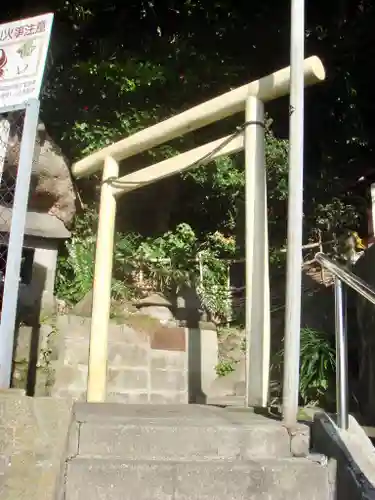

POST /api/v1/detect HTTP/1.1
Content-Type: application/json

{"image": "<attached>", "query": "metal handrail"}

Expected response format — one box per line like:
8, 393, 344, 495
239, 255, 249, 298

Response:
315, 252, 375, 305
315, 252, 375, 430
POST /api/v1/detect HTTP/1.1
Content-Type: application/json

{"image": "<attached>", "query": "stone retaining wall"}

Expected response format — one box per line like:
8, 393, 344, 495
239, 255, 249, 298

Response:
51, 315, 189, 403
11, 313, 218, 404
12, 323, 56, 396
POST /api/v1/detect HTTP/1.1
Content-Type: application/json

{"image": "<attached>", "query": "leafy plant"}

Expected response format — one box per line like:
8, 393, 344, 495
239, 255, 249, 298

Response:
312, 197, 361, 236
216, 360, 236, 377
299, 327, 336, 404
196, 232, 236, 322
56, 217, 236, 321
55, 234, 96, 303
55, 209, 97, 304
180, 117, 290, 243
276, 327, 336, 405
116, 224, 236, 321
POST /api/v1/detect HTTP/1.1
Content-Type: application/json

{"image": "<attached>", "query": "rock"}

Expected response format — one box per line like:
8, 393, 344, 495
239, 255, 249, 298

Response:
218, 327, 245, 363
57, 298, 69, 315
135, 293, 174, 324
4, 118, 76, 228
134, 293, 172, 308
137, 305, 174, 324
111, 299, 137, 318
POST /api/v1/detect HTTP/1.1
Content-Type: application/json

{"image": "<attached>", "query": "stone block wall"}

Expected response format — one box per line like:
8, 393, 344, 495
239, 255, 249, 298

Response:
12, 323, 56, 396
51, 315, 189, 404
11, 312, 219, 404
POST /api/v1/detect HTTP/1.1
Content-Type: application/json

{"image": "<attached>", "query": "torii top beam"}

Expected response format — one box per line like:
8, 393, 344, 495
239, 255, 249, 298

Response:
71, 56, 325, 179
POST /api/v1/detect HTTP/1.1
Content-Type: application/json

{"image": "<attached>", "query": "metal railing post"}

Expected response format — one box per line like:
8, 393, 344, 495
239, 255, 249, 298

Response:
334, 276, 349, 430
87, 156, 119, 402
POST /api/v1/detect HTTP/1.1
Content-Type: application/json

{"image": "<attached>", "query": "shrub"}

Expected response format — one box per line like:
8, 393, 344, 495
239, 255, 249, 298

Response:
276, 327, 336, 406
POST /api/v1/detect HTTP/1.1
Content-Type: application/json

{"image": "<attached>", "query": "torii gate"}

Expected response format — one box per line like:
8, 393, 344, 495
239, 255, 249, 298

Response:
71, 2, 324, 425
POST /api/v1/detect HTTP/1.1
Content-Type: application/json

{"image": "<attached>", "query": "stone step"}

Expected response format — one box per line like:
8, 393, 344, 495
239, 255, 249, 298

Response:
0, 455, 10, 490
73, 402, 278, 424
206, 395, 245, 406
77, 421, 291, 460
65, 457, 331, 500
73, 403, 291, 460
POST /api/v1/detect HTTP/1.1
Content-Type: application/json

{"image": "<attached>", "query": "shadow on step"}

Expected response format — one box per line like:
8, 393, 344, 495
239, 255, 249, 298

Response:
187, 311, 207, 404
11, 262, 47, 396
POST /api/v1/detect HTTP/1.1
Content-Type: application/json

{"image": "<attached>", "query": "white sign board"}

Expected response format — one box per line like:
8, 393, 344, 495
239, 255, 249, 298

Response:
0, 13, 53, 109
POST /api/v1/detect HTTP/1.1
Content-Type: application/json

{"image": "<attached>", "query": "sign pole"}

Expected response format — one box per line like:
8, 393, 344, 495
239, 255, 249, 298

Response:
0, 99, 40, 387
0, 118, 10, 186
0, 12, 53, 388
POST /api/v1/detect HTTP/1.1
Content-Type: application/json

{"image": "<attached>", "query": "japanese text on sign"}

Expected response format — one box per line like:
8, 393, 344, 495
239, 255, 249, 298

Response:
0, 13, 53, 108
0, 21, 46, 42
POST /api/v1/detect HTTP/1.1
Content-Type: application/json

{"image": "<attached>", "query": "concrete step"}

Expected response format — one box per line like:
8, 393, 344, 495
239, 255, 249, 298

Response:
206, 395, 246, 406
0, 455, 9, 474
0, 455, 10, 490
65, 457, 331, 500
73, 403, 291, 459
77, 420, 291, 460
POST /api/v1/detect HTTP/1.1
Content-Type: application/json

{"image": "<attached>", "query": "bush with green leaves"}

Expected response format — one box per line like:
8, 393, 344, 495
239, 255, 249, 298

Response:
115, 223, 236, 322
299, 327, 336, 404
216, 360, 236, 377
55, 218, 236, 321
55, 209, 98, 303
276, 327, 336, 406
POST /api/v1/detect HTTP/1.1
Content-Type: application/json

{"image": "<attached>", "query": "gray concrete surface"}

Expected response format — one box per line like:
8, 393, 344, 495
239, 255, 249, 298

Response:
77, 423, 290, 460
65, 457, 331, 500
0, 395, 333, 500
74, 404, 291, 460
0, 392, 74, 500
63, 403, 331, 499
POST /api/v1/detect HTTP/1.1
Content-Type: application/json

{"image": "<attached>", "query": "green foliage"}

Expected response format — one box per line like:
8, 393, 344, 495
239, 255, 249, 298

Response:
196, 232, 235, 321
33, 0, 368, 418
53, 59, 171, 159
312, 197, 361, 235
276, 327, 336, 406
115, 223, 236, 322
55, 236, 95, 304
38, 0, 365, 259
180, 118, 290, 239
299, 327, 336, 405
216, 360, 236, 377
56, 218, 236, 321
263, 122, 289, 240
55, 210, 98, 303
115, 222, 198, 292
12, 0, 375, 208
